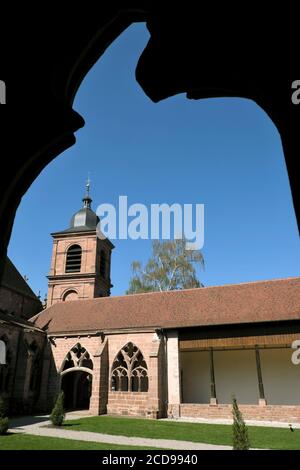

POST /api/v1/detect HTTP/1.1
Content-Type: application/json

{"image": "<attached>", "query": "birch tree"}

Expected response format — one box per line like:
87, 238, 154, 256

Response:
126, 239, 204, 294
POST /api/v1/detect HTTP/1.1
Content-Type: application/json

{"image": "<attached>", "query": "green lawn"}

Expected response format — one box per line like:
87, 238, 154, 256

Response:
0, 433, 156, 450
63, 416, 300, 450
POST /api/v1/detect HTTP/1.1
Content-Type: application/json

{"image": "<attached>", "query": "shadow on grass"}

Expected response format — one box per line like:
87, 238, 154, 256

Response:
62, 423, 81, 427
10, 416, 50, 428
42, 423, 80, 429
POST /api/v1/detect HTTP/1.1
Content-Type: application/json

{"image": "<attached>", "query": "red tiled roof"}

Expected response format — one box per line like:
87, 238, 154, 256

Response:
31, 277, 300, 334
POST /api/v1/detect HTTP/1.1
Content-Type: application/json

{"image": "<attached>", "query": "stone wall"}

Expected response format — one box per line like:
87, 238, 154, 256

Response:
0, 285, 42, 319
0, 322, 46, 414
179, 403, 300, 423
47, 232, 112, 306
106, 331, 165, 418
107, 391, 149, 416
44, 330, 166, 418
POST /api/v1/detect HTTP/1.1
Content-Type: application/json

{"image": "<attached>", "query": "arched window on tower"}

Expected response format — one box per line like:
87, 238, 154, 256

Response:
100, 250, 106, 278
65, 244, 82, 273
111, 342, 148, 392
62, 289, 79, 302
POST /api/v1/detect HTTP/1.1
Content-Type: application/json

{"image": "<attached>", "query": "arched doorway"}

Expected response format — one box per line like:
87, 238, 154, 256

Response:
59, 343, 94, 411
61, 370, 92, 411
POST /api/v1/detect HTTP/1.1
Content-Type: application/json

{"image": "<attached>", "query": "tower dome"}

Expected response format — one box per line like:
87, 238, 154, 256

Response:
64, 178, 99, 233
69, 206, 99, 231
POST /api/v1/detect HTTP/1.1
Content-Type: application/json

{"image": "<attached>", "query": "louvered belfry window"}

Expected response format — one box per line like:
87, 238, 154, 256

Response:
65, 244, 82, 273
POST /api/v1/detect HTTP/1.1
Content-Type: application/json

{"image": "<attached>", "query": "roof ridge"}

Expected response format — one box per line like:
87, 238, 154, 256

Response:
32, 276, 300, 333
118, 276, 300, 299
38, 276, 300, 314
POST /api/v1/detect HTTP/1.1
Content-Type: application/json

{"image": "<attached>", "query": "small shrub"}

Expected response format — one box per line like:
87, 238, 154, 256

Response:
232, 395, 250, 450
50, 391, 65, 427
0, 417, 9, 435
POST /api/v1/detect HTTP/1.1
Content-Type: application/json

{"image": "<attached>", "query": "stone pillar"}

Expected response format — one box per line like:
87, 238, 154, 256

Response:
167, 330, 181, 418
89, 338, 108, 415
10, 330, 22, 402
147, 332, 164, 419
255, 345, 267, 406
209, 347, 218, 405
35, 339, 52, 412
23, 353, 33, 402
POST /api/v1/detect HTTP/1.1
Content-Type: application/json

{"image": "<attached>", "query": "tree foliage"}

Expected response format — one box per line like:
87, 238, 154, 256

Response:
127, 239, 204, 294
0, 417, 9, 435
232, 395, 250, 450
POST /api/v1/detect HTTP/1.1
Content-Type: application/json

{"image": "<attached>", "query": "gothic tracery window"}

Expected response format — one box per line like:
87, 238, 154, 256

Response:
111, 342, 148, 392
62, 343, 93, 372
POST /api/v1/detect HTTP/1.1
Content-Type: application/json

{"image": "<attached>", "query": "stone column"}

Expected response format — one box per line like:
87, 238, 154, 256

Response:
147, 332, 164, 419
255, 345, 267, 406
10, 330, 22, 404
23, 351, 34, 410
209, 347, 218, 405
167, 330, 181, 418
89, 338, 108, 415
35, 339, 52, 412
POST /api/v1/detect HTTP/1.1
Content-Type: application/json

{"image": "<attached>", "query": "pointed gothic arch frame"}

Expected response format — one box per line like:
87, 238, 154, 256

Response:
59, 343, 94, 376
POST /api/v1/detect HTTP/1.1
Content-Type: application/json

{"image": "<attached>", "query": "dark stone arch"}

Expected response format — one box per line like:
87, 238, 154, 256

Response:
1, 4, 299, 277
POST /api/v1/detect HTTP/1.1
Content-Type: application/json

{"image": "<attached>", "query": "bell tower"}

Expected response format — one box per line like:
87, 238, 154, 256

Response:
47, 179, 114, 307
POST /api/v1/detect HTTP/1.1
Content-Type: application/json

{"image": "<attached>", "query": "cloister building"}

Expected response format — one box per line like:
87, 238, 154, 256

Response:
1, 190, 300, 422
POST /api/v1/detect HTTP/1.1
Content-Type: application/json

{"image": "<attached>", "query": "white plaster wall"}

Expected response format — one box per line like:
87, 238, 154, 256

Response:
260, 348, 300, 405
181, 351, 210, 403
214, 349, 258, 404
167, 331, 181, 404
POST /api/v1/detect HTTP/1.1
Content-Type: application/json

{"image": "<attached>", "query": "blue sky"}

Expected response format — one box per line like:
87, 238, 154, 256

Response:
8, 23, 300, 299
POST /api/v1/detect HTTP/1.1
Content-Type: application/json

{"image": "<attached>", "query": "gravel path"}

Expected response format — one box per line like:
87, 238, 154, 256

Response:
9, 414, 232, 450
163, 416, 300, 429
